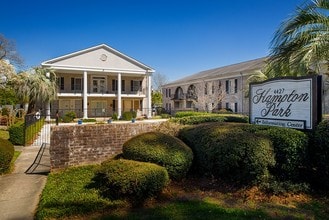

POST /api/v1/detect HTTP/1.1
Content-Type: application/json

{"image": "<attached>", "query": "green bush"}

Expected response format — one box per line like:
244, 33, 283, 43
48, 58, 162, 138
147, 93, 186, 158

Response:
174, 111, 209, 118
123, 132, 193, 180
121, 111, 133, 120
160, 113, 171, 119
62, 111, 76, 123
96, 159, 169, 205
0, 138, 14, 174
310, 120, 329, 189
242, 125, 309, 182
82, 118, 96, 123
1, 107, 10, 116
8, 121, 25, 145
131, 110, 137, 119
171, 115, 225, 125
112, 112, 118, 120
178, 123, 275, 185
171, 113, 248, 125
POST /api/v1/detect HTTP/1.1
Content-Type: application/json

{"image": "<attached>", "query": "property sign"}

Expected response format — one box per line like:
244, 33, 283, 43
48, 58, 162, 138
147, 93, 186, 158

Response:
249, 75, 322, 130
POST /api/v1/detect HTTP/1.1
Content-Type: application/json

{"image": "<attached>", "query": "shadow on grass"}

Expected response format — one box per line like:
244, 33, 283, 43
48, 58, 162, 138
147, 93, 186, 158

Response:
98, 200, 272, 220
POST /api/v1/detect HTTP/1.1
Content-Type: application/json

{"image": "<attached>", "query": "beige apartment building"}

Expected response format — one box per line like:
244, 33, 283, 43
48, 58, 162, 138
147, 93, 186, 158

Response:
42, 44, 154, 119
162, 57, 329, 115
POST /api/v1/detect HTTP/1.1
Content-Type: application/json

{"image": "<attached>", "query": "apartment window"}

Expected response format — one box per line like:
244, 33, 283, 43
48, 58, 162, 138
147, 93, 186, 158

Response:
71, 77, 82, 91
204, 82, 208, 95
131, 80, 142, 92
122, 80, 125, 91
234, 102, 238, 113
169, 89, 171, 97
225, 102, 229, 109
225, 80, 230, 94
211, 82, 215, 94
234, 79, 238, 93
58, 77, 64, 91
112, 80, 125, 91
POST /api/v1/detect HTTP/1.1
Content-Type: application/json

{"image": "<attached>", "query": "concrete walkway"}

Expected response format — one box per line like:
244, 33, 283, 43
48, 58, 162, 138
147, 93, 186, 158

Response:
0, 125, 50, 220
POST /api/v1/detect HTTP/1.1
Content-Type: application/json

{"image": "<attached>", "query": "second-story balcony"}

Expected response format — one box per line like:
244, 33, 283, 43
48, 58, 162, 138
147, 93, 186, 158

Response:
171, 93, 186, 100
57, 87, 146, 97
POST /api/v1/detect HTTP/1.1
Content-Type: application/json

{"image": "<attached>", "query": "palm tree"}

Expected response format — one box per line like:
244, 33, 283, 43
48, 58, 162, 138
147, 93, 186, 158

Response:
8, 67, 57, 115
29, 67, 57, 119
266, 0, 329, 77
9, 72, 31, 112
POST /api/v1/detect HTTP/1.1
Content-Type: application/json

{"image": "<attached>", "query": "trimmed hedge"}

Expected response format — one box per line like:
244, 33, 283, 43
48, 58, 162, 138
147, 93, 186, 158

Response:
96, 159, 169, 205
242, 125, 309, 182
9, 117, 45, 145
178, 123, 275, 185
121, 111, 132, 120
171, 113, 248, 125
311, 120, 329, 189
8, 121, 24, 145
123, 132, 193, 180
0, 138, 14, 174
174, 111, 209, 118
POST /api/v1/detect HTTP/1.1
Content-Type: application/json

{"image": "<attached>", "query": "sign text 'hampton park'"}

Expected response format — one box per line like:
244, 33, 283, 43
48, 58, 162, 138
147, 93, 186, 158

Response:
249, 75, 322, 130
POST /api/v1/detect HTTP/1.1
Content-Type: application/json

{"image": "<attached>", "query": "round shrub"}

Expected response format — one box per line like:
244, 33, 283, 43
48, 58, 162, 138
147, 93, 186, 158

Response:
178, 123, 275, 185
96, 159, 169, 205
0, 138, 15, 174
311, 119, 329, 189
121, 111, 133, 120
123, 132, 193, 180
242, 125, 309, 182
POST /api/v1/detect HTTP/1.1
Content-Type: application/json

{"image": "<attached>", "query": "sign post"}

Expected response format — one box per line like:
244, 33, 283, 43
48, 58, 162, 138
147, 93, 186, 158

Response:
249, 75, 322, 130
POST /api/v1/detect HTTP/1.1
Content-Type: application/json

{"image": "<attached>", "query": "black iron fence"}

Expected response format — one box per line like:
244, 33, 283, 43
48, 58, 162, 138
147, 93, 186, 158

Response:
24, 111, 49, 146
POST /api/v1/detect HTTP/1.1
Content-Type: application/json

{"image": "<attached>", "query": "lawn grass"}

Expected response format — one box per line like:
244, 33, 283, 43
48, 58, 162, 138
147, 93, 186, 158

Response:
36, 165, 329, 220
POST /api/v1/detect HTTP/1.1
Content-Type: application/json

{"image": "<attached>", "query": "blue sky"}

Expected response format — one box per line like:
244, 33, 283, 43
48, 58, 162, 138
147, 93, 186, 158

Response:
2, 0, 307, 81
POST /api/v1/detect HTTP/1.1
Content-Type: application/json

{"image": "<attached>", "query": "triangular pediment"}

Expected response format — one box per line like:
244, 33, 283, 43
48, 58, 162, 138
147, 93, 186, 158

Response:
42, 44, 154, 73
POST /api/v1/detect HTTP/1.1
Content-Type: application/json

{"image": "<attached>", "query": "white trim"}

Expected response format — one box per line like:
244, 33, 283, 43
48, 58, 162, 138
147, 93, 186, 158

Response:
42, 64, 153, 74
117, 73, 122, 118
83, 71, 88, 119
41, 44, 155, 72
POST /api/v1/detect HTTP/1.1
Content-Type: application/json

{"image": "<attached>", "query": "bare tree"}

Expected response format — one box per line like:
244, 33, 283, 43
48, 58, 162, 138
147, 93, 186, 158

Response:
152, 72, 169, 92
0, 34, 23, 68
188, 80, 225, 112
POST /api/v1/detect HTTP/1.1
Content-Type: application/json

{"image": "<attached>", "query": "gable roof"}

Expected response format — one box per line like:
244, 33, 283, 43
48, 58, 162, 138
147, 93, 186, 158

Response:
165, 57, 267, 87
42, 44, 155, 74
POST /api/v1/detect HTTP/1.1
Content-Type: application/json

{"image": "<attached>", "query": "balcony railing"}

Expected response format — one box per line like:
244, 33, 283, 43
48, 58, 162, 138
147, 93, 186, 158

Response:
57, 89, 146, 96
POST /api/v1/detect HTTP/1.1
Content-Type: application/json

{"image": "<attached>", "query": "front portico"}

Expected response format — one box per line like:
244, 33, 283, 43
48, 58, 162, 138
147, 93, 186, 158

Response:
42, 44, 154, 119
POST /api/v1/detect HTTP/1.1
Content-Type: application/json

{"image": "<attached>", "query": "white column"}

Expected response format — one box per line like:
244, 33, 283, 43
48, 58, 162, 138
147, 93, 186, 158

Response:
147, 73, 152, 118
83, 71, 88, 119
117, 73, 122, 118
45, 71, 51, 121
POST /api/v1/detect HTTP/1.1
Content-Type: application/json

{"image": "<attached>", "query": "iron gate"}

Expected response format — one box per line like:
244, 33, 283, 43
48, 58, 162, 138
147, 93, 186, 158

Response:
24, 111, 50, 146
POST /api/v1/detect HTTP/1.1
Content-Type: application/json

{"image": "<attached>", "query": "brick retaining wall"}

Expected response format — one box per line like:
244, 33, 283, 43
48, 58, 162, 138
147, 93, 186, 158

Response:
50, 121, 165, 170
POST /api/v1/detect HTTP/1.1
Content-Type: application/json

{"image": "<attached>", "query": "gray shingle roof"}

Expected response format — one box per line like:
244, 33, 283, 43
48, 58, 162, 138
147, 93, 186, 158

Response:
164, 57, 267, 86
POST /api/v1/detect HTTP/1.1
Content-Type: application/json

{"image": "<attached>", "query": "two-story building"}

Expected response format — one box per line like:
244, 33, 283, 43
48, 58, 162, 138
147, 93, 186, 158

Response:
162, 57, 266, 115
42, 44, 154, 119
163, 57, 329, 115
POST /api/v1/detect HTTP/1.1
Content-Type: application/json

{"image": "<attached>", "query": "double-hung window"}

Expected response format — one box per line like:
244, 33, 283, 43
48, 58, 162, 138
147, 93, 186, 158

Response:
58, 77, 64, 91
131, 80, 142, 92
71, 77, 82, 92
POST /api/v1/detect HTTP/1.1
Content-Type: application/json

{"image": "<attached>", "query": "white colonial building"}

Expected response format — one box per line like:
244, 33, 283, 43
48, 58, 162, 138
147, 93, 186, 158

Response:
162, 57, 329, 115
42, 44, 154, 119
